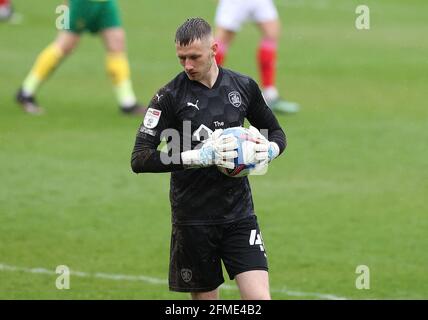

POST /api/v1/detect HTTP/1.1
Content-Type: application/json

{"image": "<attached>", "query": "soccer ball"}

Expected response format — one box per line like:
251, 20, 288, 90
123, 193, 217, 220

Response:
217, 127, 259, 178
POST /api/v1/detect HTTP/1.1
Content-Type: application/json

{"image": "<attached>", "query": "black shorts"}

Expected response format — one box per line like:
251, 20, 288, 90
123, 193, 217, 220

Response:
169, 215, 268, 293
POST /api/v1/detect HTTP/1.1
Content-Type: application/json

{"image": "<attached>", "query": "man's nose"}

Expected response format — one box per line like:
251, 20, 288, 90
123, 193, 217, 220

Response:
184, 60, 193, 72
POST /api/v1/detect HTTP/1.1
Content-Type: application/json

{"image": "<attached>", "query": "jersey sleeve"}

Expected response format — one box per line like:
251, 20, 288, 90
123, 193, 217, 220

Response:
246, 78, 287, 155
131, 87, 184, 173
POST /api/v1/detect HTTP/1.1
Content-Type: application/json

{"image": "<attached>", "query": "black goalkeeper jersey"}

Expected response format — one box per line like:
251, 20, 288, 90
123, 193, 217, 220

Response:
131, 67, 286, 225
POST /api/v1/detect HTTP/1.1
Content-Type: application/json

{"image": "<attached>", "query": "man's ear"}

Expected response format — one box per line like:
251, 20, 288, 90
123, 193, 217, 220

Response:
211, 41, 218, 57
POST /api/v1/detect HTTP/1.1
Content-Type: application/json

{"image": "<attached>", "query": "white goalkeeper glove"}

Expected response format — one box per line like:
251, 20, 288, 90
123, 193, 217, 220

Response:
181, 129, 238, 169
248, 125, 280, 165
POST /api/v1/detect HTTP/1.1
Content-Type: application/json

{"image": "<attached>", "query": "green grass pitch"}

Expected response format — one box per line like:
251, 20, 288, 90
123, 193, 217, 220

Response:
0, 0, 427, 299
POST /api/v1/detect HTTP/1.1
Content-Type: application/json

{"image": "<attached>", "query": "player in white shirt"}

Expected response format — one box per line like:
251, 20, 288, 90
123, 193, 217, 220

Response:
214, 0, 300, 114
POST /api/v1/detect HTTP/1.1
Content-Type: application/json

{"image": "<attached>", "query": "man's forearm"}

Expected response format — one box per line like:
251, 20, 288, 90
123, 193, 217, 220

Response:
131, 147, 184, 173
268, 128, 287, 156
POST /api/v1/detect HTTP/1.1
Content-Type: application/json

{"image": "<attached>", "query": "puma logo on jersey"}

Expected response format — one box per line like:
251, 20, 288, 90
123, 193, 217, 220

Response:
187, 100, 200, 110
155, 93, 163, 102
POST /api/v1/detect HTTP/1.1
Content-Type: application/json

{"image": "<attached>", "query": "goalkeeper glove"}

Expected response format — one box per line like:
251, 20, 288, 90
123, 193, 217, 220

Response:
181, 129, 238, 169
248, 125, 280, 165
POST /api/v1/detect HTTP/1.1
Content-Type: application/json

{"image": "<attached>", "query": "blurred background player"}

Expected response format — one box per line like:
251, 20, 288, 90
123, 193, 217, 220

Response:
0, 0, 13, 21
214, 0, 300, 114
16, 0, 145, 115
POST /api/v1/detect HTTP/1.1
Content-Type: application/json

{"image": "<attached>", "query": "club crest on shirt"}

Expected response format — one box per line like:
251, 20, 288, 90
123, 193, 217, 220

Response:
228, 91, 242, 108
143, 108, 162, 129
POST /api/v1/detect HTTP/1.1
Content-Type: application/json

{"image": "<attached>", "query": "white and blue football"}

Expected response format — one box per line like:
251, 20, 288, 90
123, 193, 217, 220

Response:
217, 127, 258, 178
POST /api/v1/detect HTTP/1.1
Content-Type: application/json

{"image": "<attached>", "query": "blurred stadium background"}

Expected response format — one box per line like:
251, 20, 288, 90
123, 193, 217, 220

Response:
0, 0, 427, 299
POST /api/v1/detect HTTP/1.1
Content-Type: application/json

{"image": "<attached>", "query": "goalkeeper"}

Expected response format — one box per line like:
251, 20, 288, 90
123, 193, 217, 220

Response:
16, 0, 145, 115
131, 18, 286, 300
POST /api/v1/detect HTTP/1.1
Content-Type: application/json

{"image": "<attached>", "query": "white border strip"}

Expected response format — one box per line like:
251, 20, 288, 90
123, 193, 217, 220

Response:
0, 263, 347, 300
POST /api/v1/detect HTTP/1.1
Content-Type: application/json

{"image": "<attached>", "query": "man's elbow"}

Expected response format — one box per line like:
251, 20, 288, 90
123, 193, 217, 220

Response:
131, 147, 157, 173
281, 134, 287, 154
131, 154, 146, 173
131, 159, 141, 173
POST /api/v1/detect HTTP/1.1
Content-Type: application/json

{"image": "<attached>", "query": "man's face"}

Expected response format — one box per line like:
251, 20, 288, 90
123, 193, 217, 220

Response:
176, 38, 216, 82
